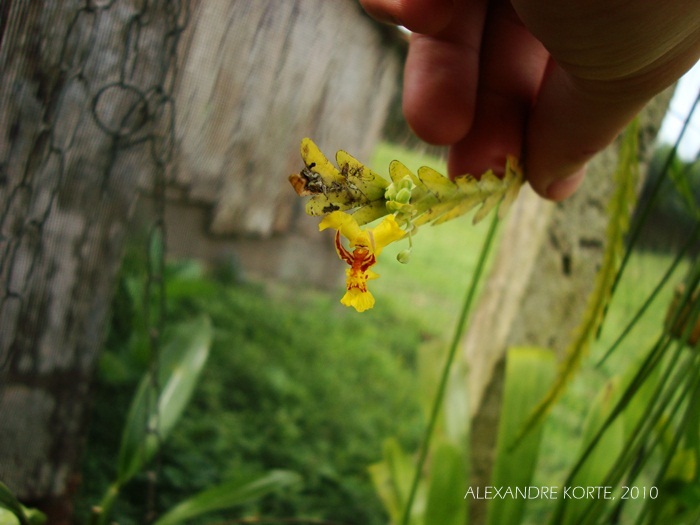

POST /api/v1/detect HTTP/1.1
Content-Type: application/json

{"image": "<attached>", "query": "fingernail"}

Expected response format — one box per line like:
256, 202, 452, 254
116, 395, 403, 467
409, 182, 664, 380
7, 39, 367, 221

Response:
545, 170, 585, 201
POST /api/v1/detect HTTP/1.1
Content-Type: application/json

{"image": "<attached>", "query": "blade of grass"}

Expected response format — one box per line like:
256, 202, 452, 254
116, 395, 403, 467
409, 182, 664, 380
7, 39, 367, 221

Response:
609, 90, 700, 303
548, 333, 674, 524
400, 212, 501, 525
561, 377, 627, 525
597, 222, 699, 366
562, 336, 694, 525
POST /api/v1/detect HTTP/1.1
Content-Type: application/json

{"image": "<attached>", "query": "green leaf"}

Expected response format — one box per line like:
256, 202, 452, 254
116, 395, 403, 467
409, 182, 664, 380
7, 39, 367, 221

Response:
487, 347, 556, 525
369, 439, 423, 525
423, 441, 467, 525
0, 484, 24, 525
0, 483, 45, 525
152, 470, 301, 525
116, 314, 213, 484
0, 509, 19, 525
667, 154, 699, 217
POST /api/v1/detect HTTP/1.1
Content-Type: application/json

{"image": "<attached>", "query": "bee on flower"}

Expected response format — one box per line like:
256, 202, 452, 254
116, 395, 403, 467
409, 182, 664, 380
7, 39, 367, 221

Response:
319, 211, 405, 312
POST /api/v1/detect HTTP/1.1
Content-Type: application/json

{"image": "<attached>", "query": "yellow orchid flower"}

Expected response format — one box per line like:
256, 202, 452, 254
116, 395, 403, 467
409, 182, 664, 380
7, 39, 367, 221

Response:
319, 211, 405, 312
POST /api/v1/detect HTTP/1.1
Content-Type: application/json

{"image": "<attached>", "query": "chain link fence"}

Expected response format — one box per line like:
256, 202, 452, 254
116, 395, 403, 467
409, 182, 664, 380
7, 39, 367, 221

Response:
0, 0, 187, 507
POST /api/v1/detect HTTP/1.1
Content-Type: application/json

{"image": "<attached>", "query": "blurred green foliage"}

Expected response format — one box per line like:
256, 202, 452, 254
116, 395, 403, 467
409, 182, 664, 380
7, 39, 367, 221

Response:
75, 245, 426, 524
70, 139, 699, 525
635, 145, 700, 253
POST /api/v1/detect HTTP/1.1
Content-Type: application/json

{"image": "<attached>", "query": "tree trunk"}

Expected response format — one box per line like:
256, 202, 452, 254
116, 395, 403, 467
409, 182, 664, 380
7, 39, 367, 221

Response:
0, 1, 184, 520
463, 89, 674, 525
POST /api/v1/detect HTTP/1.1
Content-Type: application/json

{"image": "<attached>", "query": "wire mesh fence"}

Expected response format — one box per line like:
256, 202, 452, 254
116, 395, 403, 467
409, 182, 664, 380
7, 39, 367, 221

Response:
0, 0, 187, 507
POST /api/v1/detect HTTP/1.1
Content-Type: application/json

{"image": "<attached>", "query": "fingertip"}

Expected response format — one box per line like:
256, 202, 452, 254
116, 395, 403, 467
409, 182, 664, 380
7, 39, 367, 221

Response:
535, 168, 586, 201
359, 0, 454, 34
523, 67, 643, 201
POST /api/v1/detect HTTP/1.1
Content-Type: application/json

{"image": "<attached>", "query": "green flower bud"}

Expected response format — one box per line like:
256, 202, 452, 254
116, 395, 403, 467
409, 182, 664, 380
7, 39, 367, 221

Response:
396, 249, 411, 264
386, 200, 402, 213
396, 187, 412, 204
397, 177, 414, 192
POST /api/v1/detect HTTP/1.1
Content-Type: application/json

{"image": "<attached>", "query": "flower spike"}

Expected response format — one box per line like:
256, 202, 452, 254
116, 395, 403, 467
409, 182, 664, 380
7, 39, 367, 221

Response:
291, 139, 525, 311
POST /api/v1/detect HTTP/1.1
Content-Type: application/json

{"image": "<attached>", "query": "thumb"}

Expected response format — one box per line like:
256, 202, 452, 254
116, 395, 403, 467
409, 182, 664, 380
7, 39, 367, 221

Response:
524, 65, 647, 200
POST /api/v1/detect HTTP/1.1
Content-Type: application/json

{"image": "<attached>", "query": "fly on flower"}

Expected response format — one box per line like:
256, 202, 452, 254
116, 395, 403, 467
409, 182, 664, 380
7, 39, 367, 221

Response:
319, 211, 405, 312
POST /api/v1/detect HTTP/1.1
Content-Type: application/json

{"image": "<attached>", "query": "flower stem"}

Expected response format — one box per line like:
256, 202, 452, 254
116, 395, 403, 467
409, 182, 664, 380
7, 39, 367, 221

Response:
400, 213, 500, 525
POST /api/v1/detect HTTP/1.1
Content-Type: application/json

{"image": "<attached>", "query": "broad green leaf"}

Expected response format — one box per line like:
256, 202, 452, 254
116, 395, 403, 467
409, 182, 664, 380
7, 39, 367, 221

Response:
665, 448, 697, 483
116, 314, 213, 484
424, 441, 467, 525
152, 470, 301, 525
620, 355, 661, 444
0, 509, 19, 525
369, 438, 423, 525
0, 484, 45, 525
0, 484, 24, 525
21, 511, 42, 525
487, 347, 556, 525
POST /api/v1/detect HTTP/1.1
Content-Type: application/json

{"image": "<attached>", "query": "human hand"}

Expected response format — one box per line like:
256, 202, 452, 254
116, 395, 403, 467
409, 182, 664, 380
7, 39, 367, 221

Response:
360, 0, 700, 200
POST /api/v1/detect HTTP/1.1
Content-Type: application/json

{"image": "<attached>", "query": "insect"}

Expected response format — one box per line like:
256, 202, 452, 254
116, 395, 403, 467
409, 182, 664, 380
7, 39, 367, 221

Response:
289, 162, 323, 196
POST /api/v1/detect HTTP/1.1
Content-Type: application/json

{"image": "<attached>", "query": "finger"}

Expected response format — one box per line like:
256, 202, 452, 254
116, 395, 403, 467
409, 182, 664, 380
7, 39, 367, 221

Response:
402, 0, 490, 145
359, 0, 454, 35
523, 67, 647, 200
446, 1, 550, 178
510, 0, 700, 200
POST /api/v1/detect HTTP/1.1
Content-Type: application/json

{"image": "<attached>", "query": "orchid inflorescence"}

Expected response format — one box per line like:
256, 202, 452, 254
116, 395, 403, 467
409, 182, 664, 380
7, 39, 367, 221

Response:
289, 138, 524, 312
